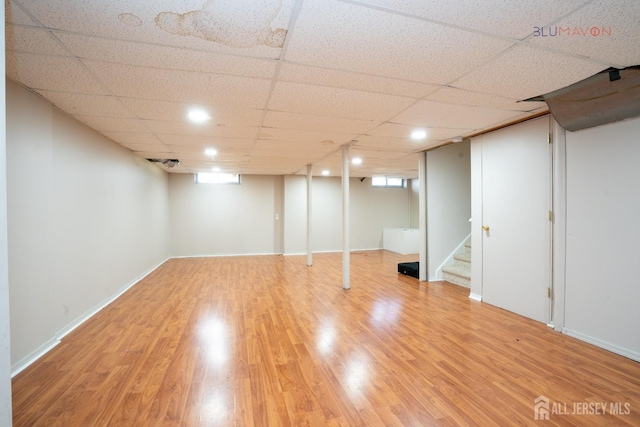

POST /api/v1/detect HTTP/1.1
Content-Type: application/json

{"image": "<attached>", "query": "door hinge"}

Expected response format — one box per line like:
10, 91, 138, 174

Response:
547, 133, 551, 144
548, 210, 553, 222
547, 287, 551, 298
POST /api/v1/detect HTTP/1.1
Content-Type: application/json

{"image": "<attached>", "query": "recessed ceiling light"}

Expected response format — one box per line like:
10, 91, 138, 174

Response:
187, 108, 210, 124
205, 148, 217, 156
211, 167, 221, 172
321, 170, 330, 176
411, 129, 427, 140
351, 157, 362, 165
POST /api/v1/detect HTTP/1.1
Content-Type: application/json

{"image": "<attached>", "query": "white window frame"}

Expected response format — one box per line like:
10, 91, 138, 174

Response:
372, 176, 406, 188
195, 172, 241, 184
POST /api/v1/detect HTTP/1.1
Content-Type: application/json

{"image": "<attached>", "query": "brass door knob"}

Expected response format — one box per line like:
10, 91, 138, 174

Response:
482, 225, 490, 231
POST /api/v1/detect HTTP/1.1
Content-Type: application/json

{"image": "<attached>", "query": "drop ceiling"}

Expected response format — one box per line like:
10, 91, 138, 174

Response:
5, 0, 640, 178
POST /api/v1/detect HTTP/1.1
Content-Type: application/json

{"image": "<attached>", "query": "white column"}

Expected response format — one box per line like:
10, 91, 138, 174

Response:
418, 151, 428, 282
342, 146, 350, 290
306, 164, 313, 266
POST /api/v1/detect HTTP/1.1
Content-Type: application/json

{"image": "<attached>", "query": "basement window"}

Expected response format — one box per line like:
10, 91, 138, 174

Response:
195, 173, 241, 184
372, 176, 406, 188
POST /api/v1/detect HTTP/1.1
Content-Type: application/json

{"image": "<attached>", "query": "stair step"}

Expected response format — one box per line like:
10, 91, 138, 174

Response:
454, 252, 471, 263
442, 265, 471, 280
443, 239, 471, 288
442, 266, 471, 288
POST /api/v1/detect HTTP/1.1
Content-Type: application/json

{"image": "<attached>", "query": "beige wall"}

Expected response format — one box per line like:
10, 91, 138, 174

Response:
0, 9, 12, 421
426, 141, 471, 279
409, 178, 420, 229
6, 81, 171, 371
171, 173, 412, 257
283, 175, 412, 254
169, 173, 284, 256
564, 116, 640, 359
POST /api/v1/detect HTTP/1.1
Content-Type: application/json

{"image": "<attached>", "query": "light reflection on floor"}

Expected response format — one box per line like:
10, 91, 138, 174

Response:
198, 317, 230, 366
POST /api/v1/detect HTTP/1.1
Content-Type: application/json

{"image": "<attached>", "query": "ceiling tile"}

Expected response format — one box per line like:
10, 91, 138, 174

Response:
453, 45, 606, 100
119, 98, 264, 126
101, 132, 164, 145
6, 25, 68, 55
527, 0, 640, 67
391, 100, 521, 130
156, 135, 256, 149
348, 149, 411, 160
352, 135, 424, 152
257, 127, 356, 145
166, 145, 251, 155
426, 87, 547, 111
278, 63, 439, 98
366, 122, 473, 141
175, 150, 251, 161
147, 121, 258, 138
20, 0, 294, 59
284, 0, 513, 84
249, 149, 326, 161
7, 0, 636, 177
72, 116, 151, 133
6, 1, 38, 26
82, 60, 272, 108
359, 0, 591, 39
253, 139, 338, 152
263, 111, 379, 134
118, 142, 169, 152
269, 81, 415, 121
7, 53, 107, 94
55, 33, 278, 78
38, 91, 135, 118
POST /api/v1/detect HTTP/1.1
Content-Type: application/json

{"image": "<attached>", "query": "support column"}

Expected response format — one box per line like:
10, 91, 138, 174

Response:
418, 151, 428, 282
342, 146, 350, 290
306, 164, 313, 267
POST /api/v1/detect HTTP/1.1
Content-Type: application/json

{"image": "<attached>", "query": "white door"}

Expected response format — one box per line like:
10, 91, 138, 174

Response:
481, 117, 551, 323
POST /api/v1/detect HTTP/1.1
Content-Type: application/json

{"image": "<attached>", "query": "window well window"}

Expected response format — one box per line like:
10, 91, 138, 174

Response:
195, 173, 241, 184
372, 176, 406, 188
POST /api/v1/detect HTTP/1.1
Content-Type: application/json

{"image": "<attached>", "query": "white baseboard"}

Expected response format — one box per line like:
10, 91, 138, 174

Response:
468, 293, 482, 302
11, 257, 170, 377
562, 328, 640, 362
11, 339, 60, 378
283, 248, 384, 256
172, 252, 281, 258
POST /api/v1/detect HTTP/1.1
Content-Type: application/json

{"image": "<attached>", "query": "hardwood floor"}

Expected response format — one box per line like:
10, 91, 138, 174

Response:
12, 251, 640, 426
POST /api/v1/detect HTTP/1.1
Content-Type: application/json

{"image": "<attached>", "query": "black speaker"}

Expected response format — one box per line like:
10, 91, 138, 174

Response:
398, 262, 419, 279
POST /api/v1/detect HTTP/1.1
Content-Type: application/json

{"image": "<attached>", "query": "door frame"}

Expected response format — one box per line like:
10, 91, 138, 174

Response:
469, 115, 554, 324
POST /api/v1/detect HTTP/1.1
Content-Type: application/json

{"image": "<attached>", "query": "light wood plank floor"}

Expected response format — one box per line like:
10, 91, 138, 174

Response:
12, 251, 640, 426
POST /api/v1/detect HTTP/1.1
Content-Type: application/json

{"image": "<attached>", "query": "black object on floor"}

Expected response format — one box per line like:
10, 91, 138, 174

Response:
398, 262, 419, 278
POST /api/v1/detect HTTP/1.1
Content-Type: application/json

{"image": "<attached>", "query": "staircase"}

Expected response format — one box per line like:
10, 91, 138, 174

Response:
442, 240, 471, 287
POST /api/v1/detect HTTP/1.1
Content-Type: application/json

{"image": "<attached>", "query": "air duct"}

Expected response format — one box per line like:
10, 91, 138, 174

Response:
525, 65, 640, 132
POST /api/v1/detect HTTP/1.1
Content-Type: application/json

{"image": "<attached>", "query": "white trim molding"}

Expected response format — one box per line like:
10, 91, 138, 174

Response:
563, 328, 640, 362
469, 293, 482, 302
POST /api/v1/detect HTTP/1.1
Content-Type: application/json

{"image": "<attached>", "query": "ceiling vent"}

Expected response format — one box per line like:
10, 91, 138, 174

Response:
525, 65, 640, 132
147, 158, 180, 168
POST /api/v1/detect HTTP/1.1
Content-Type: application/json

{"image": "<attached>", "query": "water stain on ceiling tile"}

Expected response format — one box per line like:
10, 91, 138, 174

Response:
155, 0, 287, 48
118, 13, 142, 27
